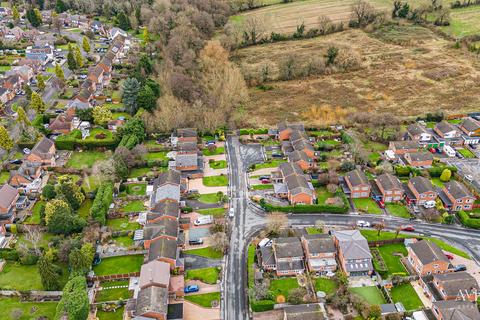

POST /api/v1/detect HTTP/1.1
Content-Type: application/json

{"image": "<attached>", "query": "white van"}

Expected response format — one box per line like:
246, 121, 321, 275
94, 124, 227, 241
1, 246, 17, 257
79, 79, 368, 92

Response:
194, 215, 214, 226
423, 200, 436, 209
443, 145, 456, 158
258, 238, 272, 248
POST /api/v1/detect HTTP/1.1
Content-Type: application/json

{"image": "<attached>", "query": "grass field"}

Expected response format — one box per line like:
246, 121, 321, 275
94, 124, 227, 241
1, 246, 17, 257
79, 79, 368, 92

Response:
24, 200, 44, 224
106, 217, 141, 231
210, 160, 227, 169
390, 283, 423, 310
203, 147, 225, 156
67, 151, 107, 169
350, 286, 386, 305
93, 255, 144, 276
186, 267, 220, 284
119, 200, 146, 213
0, 171, 9, 183
185, 292, 221, 308
353, 198, 382, 214
252, 184, 273, 190
78, 199, 93, 219
143, 151, 168, 161
184, 247, 224, 259
126, 183, 147, 195
386, 203, 411, 218
458, 148, 476, 158
377, 243, 408, 275
314, 277, 337, 295
198, 193, 221, 204
203, 175, 229, 187
128, 167, 151, 178
253, 159, 286, 169
439, 6, 480, 37
233, 25, 480, 126
0, 263, 42, 290
96, 287, 131, 302
0, 297, 57, 320
97, 307, 124, 320
197, 207, 226, 217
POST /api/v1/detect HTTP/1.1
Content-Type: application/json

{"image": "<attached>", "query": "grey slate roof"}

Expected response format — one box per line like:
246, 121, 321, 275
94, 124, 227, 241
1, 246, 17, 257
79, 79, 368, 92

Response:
346, 169, 369, 187
290, 130, 308, 142
288, 150, 312, 163
277, 260, 305, 272
31, 137, 54, 159
0, 184, 18, 209
433, 300, 480, 320
285, 174, 313, 196
408, 123, 428, 136
292, 138, 314, 152
376, 173, 402, 191
259, 246, 275, 266
274, 237, 304, 259
150, 202, 180, 219
176, 128, 197, 138
154, 170, 181, 187
433, 272, 479, 297
135, 286, 168, 317
407, 151, 433, 162
144, 219, 179, 240
461, 117, 480, 132
152, 185, 180, 204
284, 303, 324, 320
148, 237, 177, 261
303, 234, 335, 255
444, 180, 473, 200
391, 140, 418, 150
177, 141, 197, 152
175, 152, 197, 167
410, 240, 449, 265
279, 162, 304, 178
332, 230, 372, 260
436, 121, 457, 135
277, 121, 305, 133
409, 176, 435, 194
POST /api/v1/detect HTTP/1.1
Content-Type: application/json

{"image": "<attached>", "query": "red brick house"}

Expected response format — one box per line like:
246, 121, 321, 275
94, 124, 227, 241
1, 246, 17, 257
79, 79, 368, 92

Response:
405, 176, 437, 206
9, 163, 42, 188
301, 234, 337, 274
407, 240, 452, 276
374, 173, 404, 203
344, 169, 370, 199
0, 184, 19, 222
421, 272, 479, 302
434, 121, 459, 139
277, 121, 305, 141
404, 151, 433, 167
25, 137, 56, 167
432, 300, 480, 320
460, 117, 480, 137
288, 150, 314, 171
439, 180, 475, 212
176, 128, 197, 143
147, 237, 180, 271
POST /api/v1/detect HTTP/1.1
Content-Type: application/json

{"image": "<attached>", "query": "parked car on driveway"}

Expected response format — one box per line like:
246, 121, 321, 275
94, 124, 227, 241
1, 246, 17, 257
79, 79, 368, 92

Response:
444, 253, 454, 260
454, 264, 467, 272
184, 285, 199, 293
188, 239, 203, 245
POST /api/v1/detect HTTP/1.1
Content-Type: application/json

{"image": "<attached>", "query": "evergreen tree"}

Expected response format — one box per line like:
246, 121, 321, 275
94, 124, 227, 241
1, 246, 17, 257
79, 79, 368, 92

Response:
0, 125, 13, 151
55, 0, 67, 13
16, 107, 30, 126
122, 78, 141, 114
55, 276, 89, 320
67, 50, 77, 70
55, 175, 85, 210
38, 255, 61, 290
74, 46, 83, 68
82, 36, 90, 53
142, 27, 150, 46
92, 105, 112, 125
26, 8, 41, 27
116, 12, 131, 30
29, 92, 47, 113
137, 84, 156, 111
54, 64, 64, 81
36, 74, 45, 91
12, 6, 19, 22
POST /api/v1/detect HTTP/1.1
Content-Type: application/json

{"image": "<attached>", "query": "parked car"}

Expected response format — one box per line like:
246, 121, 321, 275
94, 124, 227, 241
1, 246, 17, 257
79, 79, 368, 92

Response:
454, 264, 467, 272
423, 201, 436, 209
444, 253, 454, 260
9, 159, 22, 165
271, 153, 283, 158
356, 220, 370, 228
184, 285, 199, 293
23, 148, 31, 154
400, 225, 415, 232
229, 208, 234, 218
194, 215, 213, 226
261, 179, 271, 184
105, 98, 112, 102
259, 175, 270, 180
258, 238, 272, 248
465, 175, 473, 182
188, 239, 203, 245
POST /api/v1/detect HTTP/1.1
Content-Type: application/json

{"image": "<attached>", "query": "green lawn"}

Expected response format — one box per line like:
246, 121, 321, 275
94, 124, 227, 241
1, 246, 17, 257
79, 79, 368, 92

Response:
106, 217, 140, 231
24, 200, 45, 224
306, 227, 323, 235
93, 255, 144, 276
353, 198, 382, 214
184, 247, 223, 259
377, 244, 408, 276
0, 65, 11, 72
83, 128, 114, 142
97, 306, 124, 320
96, 287, 131, 302
0, 263, 42, 290
143, 151, 168, 161
431, 178, 445, 188
126, 183, 147, 195
128, 167, 151, 178
316, 187, 334, 204
439, 6, 480, 37
203, 147, 225, 156
252, 184, 273, 190
203, 175, 229, 187
458, 148, 476, 158
386, 204, 410, 218
0, 171, 9, 183
186, 267, 220, 284
314, 277, 337, 295
350, 286, 386, 305
82, 175, 101, 193
78, 199, 93, 219
210, 160, 227, 169
368, 152, 382, 164
269, 278, 300, 299
185, 292, 221, 308
254, 159, 286, 170
248, 244, 255, 289
390, 283, 423, 311
363, 140, 388, 152
67, 151, 107, 169
119, 200, 146, 213
197, 207, 225, 217
0, 297, 57, 320
114, 236, 134, 247
197, 193, 221, 204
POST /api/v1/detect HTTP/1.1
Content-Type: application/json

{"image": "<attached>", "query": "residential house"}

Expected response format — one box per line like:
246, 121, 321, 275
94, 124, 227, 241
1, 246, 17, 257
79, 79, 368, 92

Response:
25, 137, 56, 167
258, 245, 276, 271
288, 150, 315, 171
277, 121, 305, 141
284, 174, 315, 205
49, 114, 74, 134
0, 87, 10, 104
90, 20, 106, 34
421, 272, 478, 302
107, 119, 125, 132
9, 162, 42, 188
434, 121, 460, 139
143, 219, 179, 249
97, 56, 112, 84
344, 169, 370, 199
17, 58, 42, 72
150, 171, 181, 207
109, 27, 128, 40
33, 33, 56, 47
174, 152, 198, 172
283, 303, 326, 320
5, 65, 34, 83
431, 300, 480, 320
25, 45, 54, 65
332, 230, 373, 276
87, 66, 104, 87
389, 141, 418, 155
148, 202, 180, 223
373, 173, 404, 203
404, 176, 437, 206
439, 180, 475, 212
135, 286, 168, 320
460, 117, 480, 137
276, 162, 304, 182
3, 74, 24, 95
139, 260, 170, 290
290, 135, 315, 159
301, 234, 337, 274
147, 237, 181, 271
407, 123, 432, 142
2, 26, 24, 41
0, 184, 19, 223
272, 237, 305, 276
176, 141, 197, 153
407, 240, 452, 276
404, 152, 433, 167
176, 128, 197, 143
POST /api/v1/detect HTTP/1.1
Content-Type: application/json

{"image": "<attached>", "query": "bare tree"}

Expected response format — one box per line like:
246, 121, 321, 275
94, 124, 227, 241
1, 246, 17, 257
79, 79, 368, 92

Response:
211, 232, 229, 252
327, 183, 338, 193
315, 219, 325, 233
266, 212, 288, 237
317, 15, 333, 34
24, 226, 42, 256
242, 16, 267, 45
395, 225, 402, 238
350, 0, 377, 26
374, 222, 386, 236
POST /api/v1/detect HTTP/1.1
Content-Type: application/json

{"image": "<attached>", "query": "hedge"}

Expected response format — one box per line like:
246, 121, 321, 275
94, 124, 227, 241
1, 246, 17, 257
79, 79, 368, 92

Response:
457, 210, 480, 229
251, 300, 275, 312
261, 202, 348, 214
55, 133, 119, 150
428, 165, 457, 177
0, 248, 19, 261
90, 182, 114, 225
240, 128, 269, 135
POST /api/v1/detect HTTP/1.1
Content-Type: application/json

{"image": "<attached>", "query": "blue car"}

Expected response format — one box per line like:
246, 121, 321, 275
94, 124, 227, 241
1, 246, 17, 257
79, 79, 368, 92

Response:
184, 285, 200, 294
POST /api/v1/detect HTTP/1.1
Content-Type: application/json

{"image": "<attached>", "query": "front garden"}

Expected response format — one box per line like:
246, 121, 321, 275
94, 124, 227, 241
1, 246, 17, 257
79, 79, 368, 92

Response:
353, 198, 382, 214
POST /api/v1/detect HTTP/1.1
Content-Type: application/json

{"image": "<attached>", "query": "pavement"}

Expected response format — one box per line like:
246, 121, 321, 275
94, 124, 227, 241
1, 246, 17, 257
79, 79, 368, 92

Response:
411, 280, 432, 308
184, 301, 220, 320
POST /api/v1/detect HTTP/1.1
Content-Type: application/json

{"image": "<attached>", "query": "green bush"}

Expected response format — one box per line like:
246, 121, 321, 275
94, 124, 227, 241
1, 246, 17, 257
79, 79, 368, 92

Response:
261, 202, 348, 214
394, 166, 411, 177
428, 165, 457, 177
251, 300, 275, 312
239, 128, 268, 135
90, 182, 114, 225
0, 249, 19, 261
457, 210, 480, 229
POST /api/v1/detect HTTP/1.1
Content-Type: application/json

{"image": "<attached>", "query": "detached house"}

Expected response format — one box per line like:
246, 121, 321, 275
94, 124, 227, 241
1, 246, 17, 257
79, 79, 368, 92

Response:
174, 152, 199, 172
421, 272, 479, 302
404, 151, 433, 167
25, 45, 54, 65
87, 66, 104, 87
272, 237, 305, 276
173, 128, 197, 145
439, 180, 475, 212
434, 121, 459, 139
460, 117, 480, 137
273, 162, 315, 204
49, 114, 74, 134
277, 121, 305, 141
407, 123, 432, 142
407, 240, 452, 276
332, 230, 373, 276
344, 169, 370, 199
389, 141, 418, 155
9, 162, 42, 189
373, 173, 404, 203
432, 300, 480, 320
301, 234, 337, 274
25, 137, 56, 167
405, 176, 437, 206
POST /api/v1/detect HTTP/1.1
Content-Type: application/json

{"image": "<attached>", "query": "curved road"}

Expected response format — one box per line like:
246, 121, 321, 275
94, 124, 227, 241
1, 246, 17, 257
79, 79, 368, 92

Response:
221, 135, 480, 320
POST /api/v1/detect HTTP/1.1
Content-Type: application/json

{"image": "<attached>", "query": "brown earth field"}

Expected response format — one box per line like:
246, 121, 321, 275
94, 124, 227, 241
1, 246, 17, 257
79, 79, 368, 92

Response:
232, 24, 480, 127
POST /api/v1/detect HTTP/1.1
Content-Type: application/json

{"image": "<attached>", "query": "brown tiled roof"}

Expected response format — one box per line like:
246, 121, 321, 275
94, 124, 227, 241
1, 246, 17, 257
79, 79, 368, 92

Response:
139, 260, 170, 289
135, 286, 168, 317
433, 272, 479, 297
376, 173, 402, 190
461, 117, 480, 132
409, 176, 435, 194
433, 300, 480, 320
407, 151, 433, 162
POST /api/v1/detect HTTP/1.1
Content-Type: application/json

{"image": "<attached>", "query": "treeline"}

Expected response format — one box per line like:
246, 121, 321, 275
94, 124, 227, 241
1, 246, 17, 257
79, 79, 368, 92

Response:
451, 0, 480, 8
90, 182, 114, 225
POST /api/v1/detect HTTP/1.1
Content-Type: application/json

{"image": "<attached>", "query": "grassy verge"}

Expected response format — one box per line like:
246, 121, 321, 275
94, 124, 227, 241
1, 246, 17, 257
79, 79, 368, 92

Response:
353, 198, 382, 214
184, 247, 223, 259
185, 292, 221, 308
197, 207, 225, 217
197, 193, 221, 204
185, 267, 220, 284
203, 147, 225, 156
386, 204, 410, 218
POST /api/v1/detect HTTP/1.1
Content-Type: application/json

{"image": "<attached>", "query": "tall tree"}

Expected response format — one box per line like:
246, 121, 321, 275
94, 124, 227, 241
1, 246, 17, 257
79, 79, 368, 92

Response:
36, 74, 45, 91
12, 6, 19, 22
92, 105, 112, 125
55, 64, 65, 82
137, 85, 156, 111
45, 199, 85, 235
29, 92, 47, 113
16, 107, 30, 126
82, 36, 90, 53
122, 78, 141, 114
38, 254, 61, 290
67, 50, 77, 70
74, 46, 83, 68
142, 27, 150, 47
116, 12, 131, 30
55, 175, 85, 210
0, 125, 13, 151
55, 0, 67, 13
55, 276, 89, 320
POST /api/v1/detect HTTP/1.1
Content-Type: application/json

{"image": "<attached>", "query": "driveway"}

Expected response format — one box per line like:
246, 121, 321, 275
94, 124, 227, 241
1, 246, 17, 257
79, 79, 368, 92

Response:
184, 255, 222, 269
184, 301, 220, 320
411, 280, 432, 308
249, 167, 278, 177
184, 281, 220, 294
451, 253, 480, 284
189, 178, 228, 194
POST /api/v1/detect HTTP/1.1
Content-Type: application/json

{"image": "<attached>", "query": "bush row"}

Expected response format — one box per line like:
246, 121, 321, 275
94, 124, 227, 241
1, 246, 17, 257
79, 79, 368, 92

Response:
55, 132, 119, 150
90, 182, 114, 225
250, 299, 275, 312
457, 210, 480, 229
239, 128, 269, 136
261, 202, 348, 214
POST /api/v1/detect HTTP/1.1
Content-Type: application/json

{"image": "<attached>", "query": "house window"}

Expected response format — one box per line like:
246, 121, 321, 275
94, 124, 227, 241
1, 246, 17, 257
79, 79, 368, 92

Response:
458, 199, 463, 203
386, 190, 392, 195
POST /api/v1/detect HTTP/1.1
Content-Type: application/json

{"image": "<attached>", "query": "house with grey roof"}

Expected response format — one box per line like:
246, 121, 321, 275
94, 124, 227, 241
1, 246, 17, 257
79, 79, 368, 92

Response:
135, 286, 168, 319
283, 303, 326, 320
373, 173, 404, 203
0, 184, 19, 223
389, 140, 419, 155
301, 234, 337, 274
439, 180, 476, 212
148, 202, 180, 222
431, 300, 480, 320
404, 151, 433, 167
277, 121, 305, 141
288, 150, 314, 171
405, 176, 437, 206
344, 169, 370, 199
272, 237, 305, 276
26, 137, 56, 167
407, 123, 432, 142
434, 121, 460, 140
421, 272, 479, 302
332, 230, 373, 276
407, 240, 452, 276
143, 219, 179, 247
150, 170, 181, 208
139, 260, 170, 290
258, 245, 276, 271
147, 237, 180, 271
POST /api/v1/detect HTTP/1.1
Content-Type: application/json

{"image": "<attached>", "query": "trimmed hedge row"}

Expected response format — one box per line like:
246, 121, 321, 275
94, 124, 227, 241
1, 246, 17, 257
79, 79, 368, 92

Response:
90, 182, 114, 225
55, 133, 119, 150
240, 128, 269, 135
457, 210, 480, 229
250, 300, 275, 312
261, 202, 348, 214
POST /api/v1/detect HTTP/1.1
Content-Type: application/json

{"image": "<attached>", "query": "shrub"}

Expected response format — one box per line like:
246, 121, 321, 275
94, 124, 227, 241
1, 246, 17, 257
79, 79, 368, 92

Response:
0, 249, 19, 261
394, 165, 411, 177
90, 182, 114, 225
457, 211, 480, 229
251, 300, 275, 312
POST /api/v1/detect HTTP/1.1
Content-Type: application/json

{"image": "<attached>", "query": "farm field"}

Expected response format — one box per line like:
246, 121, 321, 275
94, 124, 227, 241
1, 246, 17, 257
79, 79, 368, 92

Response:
233, 25, 480, 126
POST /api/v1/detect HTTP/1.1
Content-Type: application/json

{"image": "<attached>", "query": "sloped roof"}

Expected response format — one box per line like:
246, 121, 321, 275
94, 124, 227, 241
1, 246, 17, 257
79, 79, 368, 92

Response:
279, 162, 303, 178
148, 237, 177, 261
332, 230, 372, 260
139, 260, 170, 289
273, 237, 304, 259
288, 150, 312, 163
346, 169, 369, 187
406, 151, 433, 162
144, 219, 179, 240
433, 272, 479, 297
390, 140, 418, 150
461, 117, 480, 132
436, 121, 457, 134
410, 240, 449, 265
0, 184, 18, 209
31, 137, 54, 159
150, 202, 180, 219
433, 300, 480, 320
376, 173, 402, 190
409, 176, 435, 194
303, 234, 335, 255
444, 180, 473, 200
135, 286, 168, 317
